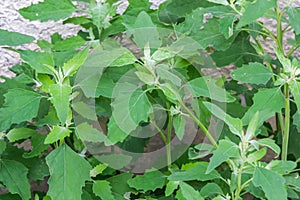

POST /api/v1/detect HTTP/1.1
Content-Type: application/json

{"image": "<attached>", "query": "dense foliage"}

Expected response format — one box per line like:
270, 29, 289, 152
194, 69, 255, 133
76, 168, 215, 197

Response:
1, 0, 300, 199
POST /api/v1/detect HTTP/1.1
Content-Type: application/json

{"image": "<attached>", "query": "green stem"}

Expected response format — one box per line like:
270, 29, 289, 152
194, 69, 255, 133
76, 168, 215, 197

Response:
180, 102, 218, 148
166, 114, 173, 167
276, 8, 284, 53
282, 83, 290, 161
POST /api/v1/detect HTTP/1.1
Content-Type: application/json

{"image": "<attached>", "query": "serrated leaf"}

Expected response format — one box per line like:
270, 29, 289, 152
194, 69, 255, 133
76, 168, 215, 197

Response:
46, 144, 92, 200
168, 162, 220, 181
165, 181, 179, 196
19, 0, 76, 22
206, 139, 240, 173
89, 2, 111, 29
200, 182, 224, 197
49, 84, 72, 125
188, 76, 235, 102
231, 62, 273, 85
237, 0, 276, 28
127, 170, 165, 192
62, 48, 89, 77
107, 173, 132, 198
6, 128, 35, 142
19, 50, 54, 75
53, 36, 86, 52
0, 159, 31, 200
173, 115, 186, 140
93, 180, 115, 200
0, 89, 43, 132
23, 134, 49, 158
107, 117, 128, 144
179, 181, 204, 200
44, 126, 71, 144
90, 164, 107, 177
0, 29, 35, 46
203, 102, 243, 137
252, 167, 287, 200
242, 87, 285, 125
76, 122, 107, 143
287, 7, 300, 35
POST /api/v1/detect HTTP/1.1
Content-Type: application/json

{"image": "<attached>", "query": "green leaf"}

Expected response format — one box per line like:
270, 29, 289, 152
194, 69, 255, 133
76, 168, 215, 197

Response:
173, 115, 186, 140
46, 144, 92, 200
245, 112, 259, 141
44, 126, 71, 144
290, 81, 300, 112
207, 0, 228, 5
286, 7, 300, 35
0, 89, 43, 132
231, 62, 273, 85
107, 117, 128, 144
252, 167, 287, 200
206, 139, 240, 173
72, 102, 97, 121
127, 170, 165, 192
203, 102, 243, 137
107, 173, 132, 199
165, 181, 179, 196
23, 134, 49, 158
0, 140, 6, 155
89, 2, 112, 29
0, 159, 31, 200
242, 88, 285, 125
188, 76, 235, 102
76, 122, 107, 143
6, 128, 35, 142
90, 164, 107, 177
93, 180, 115, 200
19, 50, 54, 75
179, 182, 204, 200
53, 36, 86, 52
267, 160, 297, 175
19, 0, 76, 22
237, 0, 276, 28
251, 138, 281, 156
156, 65, 182, 87
247, 147, 267, 163
200, 182, 224, 197
0, 29, 35, 46
49, 84, 72, 125
62, 48, 89, 77
168, 162, 220, 181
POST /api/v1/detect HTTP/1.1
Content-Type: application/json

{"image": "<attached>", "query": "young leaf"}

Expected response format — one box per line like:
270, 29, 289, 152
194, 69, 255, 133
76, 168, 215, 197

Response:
89, 1, 111, 29
93, 180, 115, 200
44, 126, 71, 144
53, 36, 86, 52
90, 164, 107, 177
165, 181, 179, 196
287, 7, 300, 35
200, 183, 224, 197
253, 167, 287, 200
62, 48, 89, 77
75, 122, 107, 143
206, 139, 240, 174
242, 87, 285, 125
127, 170, 165, 192
72, 101, 97, 121
247, 147, 267, 163
179, 181, 204, 200
19, 0, 76, 22
46, 144, 92, 200
6, 128, 35, 142
237, 0, 276, 28
203, 102, 243, 137
49, 84, 72, 125
231, 62, 273, 85
23, 134, 49, 158
19, 50, 55, 75
245, 111, 259, 141
173, 115, 186, 140
0, 89, 43, 132
251, 138, 281, 156
0, 29, 35, 46
0, 159, 31, 200
188, 76, 235, 102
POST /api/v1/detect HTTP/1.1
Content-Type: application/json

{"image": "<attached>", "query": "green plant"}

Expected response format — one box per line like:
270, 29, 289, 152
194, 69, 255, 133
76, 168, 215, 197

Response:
1, 0, 300, 199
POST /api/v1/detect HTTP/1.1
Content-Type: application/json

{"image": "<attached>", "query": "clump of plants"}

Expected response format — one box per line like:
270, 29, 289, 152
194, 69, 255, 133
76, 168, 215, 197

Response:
1, 0, 300, 199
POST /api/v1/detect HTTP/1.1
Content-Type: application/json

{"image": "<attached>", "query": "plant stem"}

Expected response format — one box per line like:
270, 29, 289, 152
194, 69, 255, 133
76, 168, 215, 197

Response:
166, 114, 173, 167
180, 102, 218, 148
276, 6, 284, 53
282, 83, 290, 161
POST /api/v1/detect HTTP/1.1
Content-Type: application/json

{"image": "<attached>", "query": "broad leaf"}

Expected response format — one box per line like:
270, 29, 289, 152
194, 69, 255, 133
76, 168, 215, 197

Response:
179, 181, 204, 200
23, 134, 49, 158
267, 160, 297, 175
127, 170, 165, 192
0, 89, 43, 132
237, 0, 276, 28
6, 128, 35, 142
53, 36, 85, 52
49, 84, 72, 125
188, 76, 235, 102
173, 115, 186, 140
44, 126, 71, 144
107, 173, 133, 199
107, 117, 128, 144
72, 102, 97, 121
286, 7, 300, 35
203, 102, 243, 137
253, 167, 287, 200
0, 29, 35, 46
168, 162, 220, 181
165, 181, 179, 196
46, 144, 92, 200
231, 62, 273, 85
75, 123, 106, 143
93, 180, 115, 200
62, 48, 89, 77
19, 0, 76, 22
19, 50, 54, 75
200, 183, 224, 197
242, 87, 285, 125
206, 139, 240, 173
0, 159, 31, 200
89, 1, 111, 29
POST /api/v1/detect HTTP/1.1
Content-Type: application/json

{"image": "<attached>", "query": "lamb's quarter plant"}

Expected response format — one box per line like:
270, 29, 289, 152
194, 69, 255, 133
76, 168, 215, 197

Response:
0, 0, 300, 199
